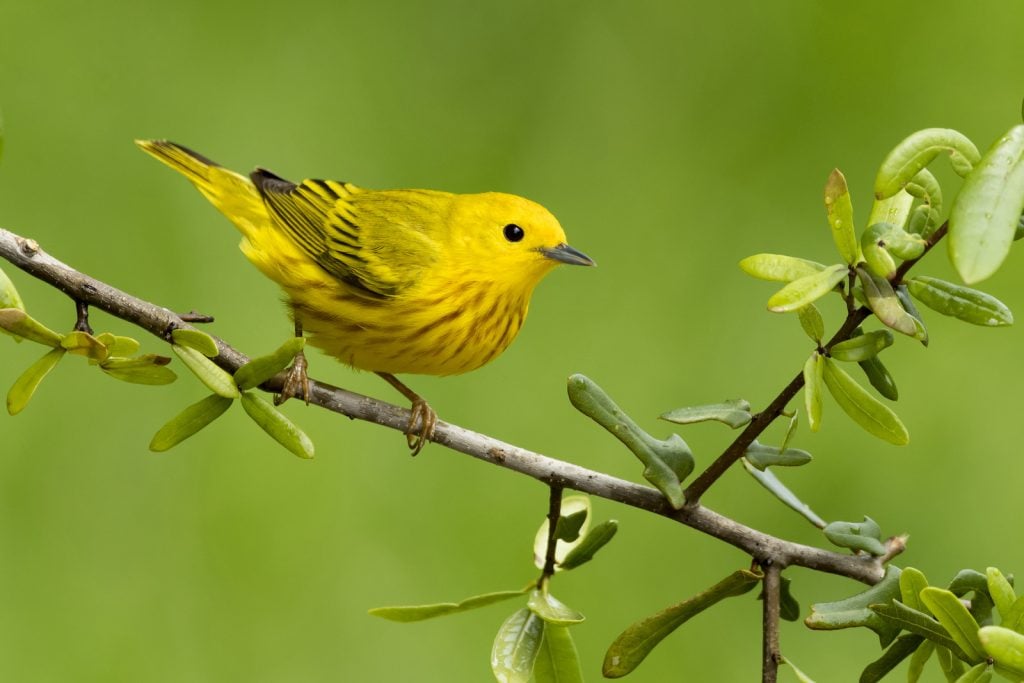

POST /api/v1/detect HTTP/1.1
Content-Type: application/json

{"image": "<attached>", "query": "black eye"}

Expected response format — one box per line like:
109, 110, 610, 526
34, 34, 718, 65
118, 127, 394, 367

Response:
503, 224, 525, 242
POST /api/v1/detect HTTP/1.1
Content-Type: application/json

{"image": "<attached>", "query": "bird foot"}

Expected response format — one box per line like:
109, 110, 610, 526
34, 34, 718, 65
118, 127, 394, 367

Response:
406, 398, 437, 456
274, 351, 310, 405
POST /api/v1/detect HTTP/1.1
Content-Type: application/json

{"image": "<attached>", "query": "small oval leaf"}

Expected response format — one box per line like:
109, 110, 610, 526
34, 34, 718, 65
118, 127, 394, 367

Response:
906, 276, 1013, 327
798, 305, 825, 342
527, 590, 585, 626
559, 520, 619, 570
61, 330, 108, 361
7, 348, 65, 415
744, 441, 812, 470
986, 567, 1016, 621
978, 626, 1024, 678
767, 264, 848, 313
739, 254, 827, 282
856, 267, 926, 340
534, 496, 591, 571
100, 355, 177, 385
822, 358, 909, 445
533, 625, 583, 683
0, 267, 24, 311
0, 309, 63, 347
239, 392, 314, 459
920, 587, 986, 663
825, 169, 861, 265
492, 608, 545, 683
949, 124, 1024, 283
857, 354, 899, 401
659, 399, 751, 429
829, 330, 894, 362
173, 344, 240, 398
149, 394, 233, 451
804, 353, 824, 432
170, 328, 220, 357
823, 517, 886, 556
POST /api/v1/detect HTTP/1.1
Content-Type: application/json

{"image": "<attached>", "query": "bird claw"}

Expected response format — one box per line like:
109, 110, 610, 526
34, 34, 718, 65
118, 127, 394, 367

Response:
406, 398, 437, 456
274, 351, 310, 406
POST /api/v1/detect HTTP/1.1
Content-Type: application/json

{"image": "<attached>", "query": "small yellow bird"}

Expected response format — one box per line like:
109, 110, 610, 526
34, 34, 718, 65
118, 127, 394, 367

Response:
136, 141, 593, 453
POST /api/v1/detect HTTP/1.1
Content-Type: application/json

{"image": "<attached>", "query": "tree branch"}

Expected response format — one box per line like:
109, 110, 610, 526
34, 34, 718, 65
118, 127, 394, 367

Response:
761, 562, 782, 683
0, 227, 886, 585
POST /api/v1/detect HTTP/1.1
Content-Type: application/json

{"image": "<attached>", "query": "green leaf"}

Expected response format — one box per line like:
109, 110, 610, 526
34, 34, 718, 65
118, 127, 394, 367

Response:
96, 333, 141, 358
739, 254, 827, 282
905, 168, 944, 216
978, 626, 1024, 678
886, 229, 928, 260
554, 509, 588, 543
172, 344, 240, 398
568, 375, 692, 509
659, 399, 751, 429
856, 266, 926, 341
822, 358, 909, 445
829, 330, 894, 362
895, 284, 930, 347
875, 128, 981, 199
1000, 595, 1024, 633
234, 337, 306, 390
602, 569, 761, 678
857, 354, 899, 401
953, 662, 993, 683
61, 330, 108, 361
986, 568, 1016, 621
239, 392, 314, 459
782, 657, 817, 683
742, 458, 826, 528
862, 237, 898, 280
528, 590, 585, 626
779, 410, 799, 452
6, 348, 65, 415
804, 353, 824, 432
0, 267, 24, 311
149, 394, 233, 451
534, 496, 591, 571
825, 169, 861, 264
744, 441, 812, 470
868, 188, 915, 234
100, 355, 177, 385
936, 645, 967, 681
920, 587, 986, 662
906, 276, 1013, 327
870, 600, 968, 659
559, 520, 618, 570
170, 328, 219, 357
492, 608, 545, 683
900, 567, 931, 612
767, 264, 849, 313
806, 566, 902, 647
533, 625, 584, 683
823, 517, 886, 556
368, 588, 529, 622
0, 309, 62, 346
797, 304, 825, 342
949, 124, 1024, 283
859, 634, 924, 683
908, 639, 935, 683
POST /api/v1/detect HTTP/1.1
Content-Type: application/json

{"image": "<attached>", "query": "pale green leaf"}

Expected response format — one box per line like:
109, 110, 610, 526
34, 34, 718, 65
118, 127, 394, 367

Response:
870, 600, 968, 660
0, 266, 24, 310
949, 124, 1024, 283
900, 567, 931, 613
602, 569, 761, 678
908, 639, 935, 683
743, 458, 826, 528
559, 520, 618, 570
100, 355, 177, 385
978, 626, 1024, 678
823, 517, 886, 556
798, 304, 825, 342
0, 309, 62, 346
234, 337, 306, 390
767, 264, 848, 313
825, 169, 861, 264
533, 625, 584, 683
659, 399, 751, 429
368, 588, 529, 622
875, 128, 981, 199
61, 330, 108, 361
822, 358, 909, 445
739, 254, 827, 282
804, 353, 823, 432
170, 328, 219, 357
173, 344, 240, 398
920, 587, 986, 662
857, 267, 926, 341
6, 348, 65, 415
829, 330, 894, 363
986, 568, 1016, 621
534, 496, 591, 571
149, 394, 233, 451
782, 656, 817, 683
492, 608, 545, 683
744, 441, 812, 470
527, 590, 585, 626
806, 566, 902, 647
239, 392, 314, 459
953, 662, 993, 683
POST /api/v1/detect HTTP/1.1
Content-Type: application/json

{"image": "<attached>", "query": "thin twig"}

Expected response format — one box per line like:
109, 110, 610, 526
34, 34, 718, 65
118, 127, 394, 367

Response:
0, 227, 887, 585
539, 485, 564, 584
761, 562, 782, 683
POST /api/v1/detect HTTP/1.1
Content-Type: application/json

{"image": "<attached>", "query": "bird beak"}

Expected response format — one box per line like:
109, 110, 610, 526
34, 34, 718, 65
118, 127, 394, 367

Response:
539, 243, 595, 266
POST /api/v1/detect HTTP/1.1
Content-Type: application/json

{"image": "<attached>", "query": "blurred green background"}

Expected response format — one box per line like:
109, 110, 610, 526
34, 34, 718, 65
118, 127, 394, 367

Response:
2, 1, 1023, 680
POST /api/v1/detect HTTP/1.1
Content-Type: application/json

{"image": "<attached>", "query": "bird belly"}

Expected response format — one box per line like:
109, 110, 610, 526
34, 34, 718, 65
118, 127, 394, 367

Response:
286, 281, 528, 377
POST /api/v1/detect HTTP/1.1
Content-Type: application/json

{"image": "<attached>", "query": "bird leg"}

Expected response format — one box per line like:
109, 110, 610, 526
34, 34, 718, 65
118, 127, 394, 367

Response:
275, 321, 310, 406
376, 372, 437, 456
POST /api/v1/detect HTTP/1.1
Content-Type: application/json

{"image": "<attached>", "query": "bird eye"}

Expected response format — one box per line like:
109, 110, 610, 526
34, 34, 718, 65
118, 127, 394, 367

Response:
503, 224, 525, 242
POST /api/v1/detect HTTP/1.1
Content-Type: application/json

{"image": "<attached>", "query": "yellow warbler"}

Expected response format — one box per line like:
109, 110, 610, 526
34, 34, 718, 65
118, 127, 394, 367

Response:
136, 140, 593, 453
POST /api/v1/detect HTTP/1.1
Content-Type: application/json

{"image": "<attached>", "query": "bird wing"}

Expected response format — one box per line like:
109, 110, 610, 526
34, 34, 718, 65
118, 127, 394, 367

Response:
251, 169, 443, 297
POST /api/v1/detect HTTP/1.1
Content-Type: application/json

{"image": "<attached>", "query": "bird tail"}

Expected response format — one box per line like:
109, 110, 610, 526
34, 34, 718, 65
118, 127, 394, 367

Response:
135, 139, 268, 242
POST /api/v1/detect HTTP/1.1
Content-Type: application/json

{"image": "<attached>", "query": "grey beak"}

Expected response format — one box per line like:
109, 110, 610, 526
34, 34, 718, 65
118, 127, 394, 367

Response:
539, 243, 595, 266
